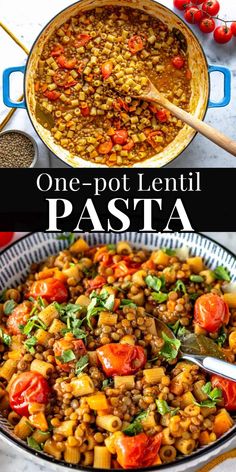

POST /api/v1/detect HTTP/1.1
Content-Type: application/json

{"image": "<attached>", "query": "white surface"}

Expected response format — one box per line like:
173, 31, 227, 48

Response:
0, 230, 236, 472
0, 0, 236, 168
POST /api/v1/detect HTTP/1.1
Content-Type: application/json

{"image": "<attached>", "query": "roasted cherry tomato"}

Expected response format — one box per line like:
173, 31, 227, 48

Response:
231, 22, 236, 37
214, 25, 233, 44
115, 432, 162, 468
171, 55, 185, 69
112, 130, 128, 145
96, 343, 147, 376
7, 301, 32, 335
98, 140, 113, 155
28, 278, 68, 303
53, 70, 69, 87
128, 35, 144, 54
51, 44, 64, 57
87, 275, 107, 292
57, 55, 77, 69
194, 293, 229, 333
123, 138, 135, 151
0, 232, 14, 247
173, 0, 191, 10
112, 259, 141, 279
75, 33, 91, 47
44, 90, 61, 101
211, 375, 236, 411
156, 108, 169, 123
147, 130, 163, 149
80, 105, 90, 117
184, 6, 204, 24
54, 338, 87, 372
9, 371, 50, 416
101, 60, 113, 79
202, 0, 220, 16
199, 17, 216, 34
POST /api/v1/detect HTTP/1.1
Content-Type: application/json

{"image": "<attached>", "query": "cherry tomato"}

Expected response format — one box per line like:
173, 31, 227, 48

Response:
112, 258, 141, 279
0, 232, 14, 247
147, 130, 164, 149
98, 140, 113, 155
75, 33, 91, 47
87, 275, 107, 291
96, 343, 147, 376
51, 44, 64, 57
44, 90, 61, 101
101, 61, 113, 79
156, 108, 169, 123
28, 278, 68, 303
171, 55, 185, 69
53, 70, 69, 87
211, 375, 236, 411
7, 301, 32, 335
57, 55, 77, 69
173, 0, 191, 10
128, 35, 144, 54
191, 0, 204, 4
214, 25, 233, 44
199, 17, 216, 33
80, 105, 90, 117
202, 0, 220, 16
184, 6, 204, 24
54, 338, 87, 372
115, 432, 162, 468
194, 293, 230, 333
231, 22, 236, 37
112, 130, 128, 145
123, 138, 135, 151
9, 372, 50, 417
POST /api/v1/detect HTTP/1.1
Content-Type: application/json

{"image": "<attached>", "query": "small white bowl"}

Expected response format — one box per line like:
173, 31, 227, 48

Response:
0, 129, 38, 168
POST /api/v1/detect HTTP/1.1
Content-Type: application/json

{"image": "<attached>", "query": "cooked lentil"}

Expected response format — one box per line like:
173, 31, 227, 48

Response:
34, 6, 192, 167
0, 132, 34, 168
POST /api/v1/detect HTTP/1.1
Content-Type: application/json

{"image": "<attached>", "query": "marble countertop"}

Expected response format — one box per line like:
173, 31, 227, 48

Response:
1, 0, 236, 167
1, 231, 236, 472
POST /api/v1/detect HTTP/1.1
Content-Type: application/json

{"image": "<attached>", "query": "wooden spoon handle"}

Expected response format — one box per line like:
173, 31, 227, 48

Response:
159, 98, 236, 157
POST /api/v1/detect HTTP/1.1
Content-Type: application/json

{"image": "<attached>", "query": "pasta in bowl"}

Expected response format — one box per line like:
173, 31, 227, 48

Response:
0, 233, 236, 471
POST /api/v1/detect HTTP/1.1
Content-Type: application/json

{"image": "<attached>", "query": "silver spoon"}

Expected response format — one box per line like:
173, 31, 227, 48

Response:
154, 317, 236, 382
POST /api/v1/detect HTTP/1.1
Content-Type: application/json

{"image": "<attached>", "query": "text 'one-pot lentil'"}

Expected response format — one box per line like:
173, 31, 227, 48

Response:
0, 237, 236, 468
34, 6, 192, 166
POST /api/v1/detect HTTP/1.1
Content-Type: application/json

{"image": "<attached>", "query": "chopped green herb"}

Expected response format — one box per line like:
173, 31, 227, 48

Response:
170, 407, 180, 417
151, 292, 168, 303
174, 280, 186, 294
57, 232, 75, 246
214, 266, 230, 282
75, 354, 89, 375
161, 248, 176, 256
168, 320, 187, 338
37, 296, 46, 309
0, 328, 11, 346
216, 328, 227, 347
156, 399, 179, 416
123, 411, 148, 436
145, 275, 163, 292
4, 299, 16, 315
20, 315, 46, 336
120, 299, 137, 308
107, 244, 116, 251
85, 291, 115, 329
201, 382, 212, 396
58, 349, 76, 364
189, 292, 200, 301
0, 290, 7, 303
102, 378, 114, 389
28, 296, 35, 303
103, 294, 115, 311
195, 382, 222, 408
27, 437, 42, 451
160, 332, 181, 361
190, 275, 204, 283
24, 336, 37, 354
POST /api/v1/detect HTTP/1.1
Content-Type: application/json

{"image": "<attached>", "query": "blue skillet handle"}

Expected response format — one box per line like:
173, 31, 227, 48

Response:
3, 66, 26, 108
208, 65, 231, 108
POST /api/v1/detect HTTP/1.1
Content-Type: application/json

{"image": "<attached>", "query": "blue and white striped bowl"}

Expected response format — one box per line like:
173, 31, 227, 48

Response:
0, 232, 236, 472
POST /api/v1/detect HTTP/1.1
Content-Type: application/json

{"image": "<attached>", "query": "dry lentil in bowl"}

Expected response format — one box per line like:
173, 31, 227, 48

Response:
0, 131, 36, 168
1, 237, 236, 468
34, 6, 192, 167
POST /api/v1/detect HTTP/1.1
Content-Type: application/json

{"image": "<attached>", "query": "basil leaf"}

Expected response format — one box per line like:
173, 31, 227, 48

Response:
72, 328, 87, 339
174, 280, 186, 294
190, 275, 204, 283
160, 332, 181, 361
75, 354, 89, 375
145, 275, 163, 292
123, 411, 148, 436
194, 399, 218, 408
21, 315, 46, 336
59, 349, 76, 363
4, 299, 16, 315
156, 399, 170, 416
27, 437, 42, 451
57, 233, 75, 246
0, 328, 11, 346
209, 388, 222, 402
152, 292, 168, 303
161, 248, 176, 256
214, 266, 230, 282
120, 299, 137, 308
0, 290, 7, 303
24, 336, 37, 354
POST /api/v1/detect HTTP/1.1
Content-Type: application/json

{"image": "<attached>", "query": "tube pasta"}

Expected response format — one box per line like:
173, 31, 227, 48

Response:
93, 446, 111, 469
54, 420, 77, 437
0, 359, 17, 381
175, 439, 196, 455
14, 416, 32, 439
96, 415, 122, 432
143, 367, 165, 384
71, 374, 95, 396
34, 328, 52, 346
30, 359, 54, 377
82, 451, 94, 466
114, 375, 135, 389
38, 304, 59, 327
48, 318, 67, 334
64, 446, 81, 464
159, 445, 176, 463
44, 439, 62, 460
98, 312, 118, 326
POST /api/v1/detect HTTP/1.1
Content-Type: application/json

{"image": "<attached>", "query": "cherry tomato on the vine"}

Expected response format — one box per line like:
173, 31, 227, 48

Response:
214, 25, 233, 44
202, 0, 220, 17
231, 22, 236, 37
199, 17, 216, 33
173, 0, 191, 10
184, 6, 204, 24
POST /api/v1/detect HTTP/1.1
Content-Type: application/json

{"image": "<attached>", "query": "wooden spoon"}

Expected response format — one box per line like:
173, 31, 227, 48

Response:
138, 79, 236, 157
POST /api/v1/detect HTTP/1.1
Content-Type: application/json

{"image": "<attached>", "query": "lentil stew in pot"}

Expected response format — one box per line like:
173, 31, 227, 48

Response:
1, 238, 236, 468
34, 6, 192, 167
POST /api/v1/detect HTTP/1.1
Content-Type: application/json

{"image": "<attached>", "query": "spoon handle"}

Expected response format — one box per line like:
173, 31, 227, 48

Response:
181, 354, 236, 381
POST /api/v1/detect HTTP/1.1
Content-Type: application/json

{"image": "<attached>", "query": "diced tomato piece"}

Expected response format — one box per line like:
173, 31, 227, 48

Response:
101, 61, 113, 79
7, 301, 32, 335
123, 138, 135, 151
112, 130, 128, 145
57, 55, 77, 69
44, 90, 61, 101
171, 56, 185, 69
147, 130, 163, 149
98, 140, 113, 155
75, 33, 91, 47
87, 275, 107, 292
54, 338, 87, 372
51, 44, 64, 57
80, 105, 90, 117
156, 108, 169, 123
128, 35, 144, 54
